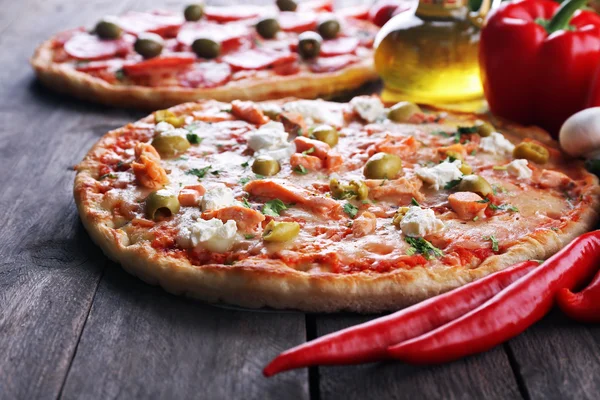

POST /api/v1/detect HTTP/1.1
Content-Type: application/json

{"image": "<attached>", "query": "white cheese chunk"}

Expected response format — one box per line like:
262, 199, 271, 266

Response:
259, 102, 283, 117
480, 132, 515, 155
416, 160, 463, 190
201, 185, 235, 211
246, 121, 296, 161
401, 207, 445, 238
158, 128, 188, 139
177, 218, 238, 253
506, 159, 532, 180
154, 121, 174, 134
283, 100, 344, 127
350, 97, 385, 123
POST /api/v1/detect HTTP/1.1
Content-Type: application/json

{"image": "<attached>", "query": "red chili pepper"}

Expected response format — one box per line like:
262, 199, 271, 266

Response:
263, 260, 538, 377
387, 231, 600, 364
556, 268, 600, 323
479, 0, 600, 137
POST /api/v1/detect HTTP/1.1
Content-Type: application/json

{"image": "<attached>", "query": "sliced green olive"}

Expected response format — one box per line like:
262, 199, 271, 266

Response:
388, 101, 421, 122
192, 38, 220, 59
276, 0, 297, 11
184, 3, 204, 21
262, 220, 300, 242
318, 19, 340, 39
459, 162, 473, 175
146, 190, 180, 220
458, 175, 492, 196
392, 206, 410, 227
475, 120, 495, 137
252, 156, 281, 176
134, 33, 164, 59
311, 124, 338, 147
95, 20, 123, 40
297, 32, 322, 59
513, 142, 550, 164
155, 109, 185, 128
445, 150, 464, 162
256, 18, 280, 39
329, 179, 369, 200
363, 152, 402, 180
151, 134, 191, 158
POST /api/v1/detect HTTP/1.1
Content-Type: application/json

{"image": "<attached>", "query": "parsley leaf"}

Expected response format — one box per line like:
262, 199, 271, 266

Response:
262, 199, 288, 217
293, 165, 308, 175
489, 203, 519, 212
242, 198, 252, 208
404, 237, 444, 260
457, 126, 478, 134
115, 69, 125, 81
98, 173, 117, 180
483, 235, 499, 252
239, 177, 251, 185
343, 203, 359, 219
186, 133, 202, 144
444, 178, 462, 190
211, 170, 221, 176
302, 147, 315, 155
241, 161, 250, 168
186, 166, 211, 179
411, 197, 421, 207
244, 234, 255, 239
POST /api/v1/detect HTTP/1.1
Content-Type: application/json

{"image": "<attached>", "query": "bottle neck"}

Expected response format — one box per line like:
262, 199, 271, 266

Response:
416, 0, 468, 19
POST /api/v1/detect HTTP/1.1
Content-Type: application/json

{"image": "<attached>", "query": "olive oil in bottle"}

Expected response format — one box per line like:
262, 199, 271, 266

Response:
374, 0, 494, 111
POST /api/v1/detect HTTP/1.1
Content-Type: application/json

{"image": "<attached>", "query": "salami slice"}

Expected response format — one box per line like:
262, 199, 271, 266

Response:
298, 0, 334, 12
278, 12, 317, 33
116, 11, 184, 37
204, 5, 266, 22
223, 48, 297, 71
122, 55, 195, 77
309, 54, 359, 73
64, 33, 131, 61
178, 62, 232, 88
320, 37, 359, 57
177, 22, 250, 50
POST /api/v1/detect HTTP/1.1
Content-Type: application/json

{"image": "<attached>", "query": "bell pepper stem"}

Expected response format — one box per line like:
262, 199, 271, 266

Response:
546, 0, 587, 34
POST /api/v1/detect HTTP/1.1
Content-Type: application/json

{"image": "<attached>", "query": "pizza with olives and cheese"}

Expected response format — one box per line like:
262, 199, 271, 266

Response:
31, 0, 379, 109
74, 96, 600, 312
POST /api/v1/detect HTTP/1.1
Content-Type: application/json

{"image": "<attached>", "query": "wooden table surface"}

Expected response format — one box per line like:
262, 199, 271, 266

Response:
1, 0, 600, 398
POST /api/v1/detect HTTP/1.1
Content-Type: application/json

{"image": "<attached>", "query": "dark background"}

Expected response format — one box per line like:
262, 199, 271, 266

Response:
1, 0, 599, 399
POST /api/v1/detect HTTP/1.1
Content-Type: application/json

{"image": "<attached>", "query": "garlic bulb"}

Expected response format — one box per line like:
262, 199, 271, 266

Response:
559, 107, 600, 159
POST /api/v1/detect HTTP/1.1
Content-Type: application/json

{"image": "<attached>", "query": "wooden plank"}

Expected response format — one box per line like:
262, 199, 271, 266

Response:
506, 309, 600, 400
315, 316, 524, 400
59, 264, 308, 400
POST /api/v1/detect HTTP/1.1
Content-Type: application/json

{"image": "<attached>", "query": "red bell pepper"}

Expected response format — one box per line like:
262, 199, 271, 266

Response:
479, 0, 600, 137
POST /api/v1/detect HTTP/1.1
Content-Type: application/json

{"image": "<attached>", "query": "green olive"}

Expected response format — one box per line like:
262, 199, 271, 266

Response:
392, 206, 410, 227
458, 175, 493, 196
329, 179, 369, 200
318, 19, 340, 39
252, 156, 281, 176
192, 38, 220, 59
388, 101, 422, 123
363, 152, 403, 179
184, 3, 204, 21
297, 32, 322, 59
155, 109, 185, 128
256, 18, 280, 39
146, 190, 180, 220
276, 0, 297, 11
475, 120, 495, 137
134, 33, 164, 59
459, 162, 473, 175
95, 20, 123, 40
151, 134, 191, 158
311, 124, 338, 147
263, 220, 300, 242
445, 150, 464, 162
513, 142, 550, 164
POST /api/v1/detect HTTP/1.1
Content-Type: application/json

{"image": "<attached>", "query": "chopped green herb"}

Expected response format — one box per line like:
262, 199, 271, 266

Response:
489, 203, 519, 212
220, 107, 232, 113
211, 170, 221, 176
361, 199, 375, 204
239, 177, 251, 185
302, 147, 315, 155
186, 133, 202, 144
244, 234, 256, 239
186, 166, 211, 179
476, 198, 491, 204
242, 198, 252, 209
404, 237, 444, 260
483, 235, 499, 252
293, 165, 308, 175
177, 156, 189, 161
470, 150, 477, 156
255, 174, 265, 179
457, 126, 478, 134
380, 178, 388, 187
444, 178, 462, 190
550, 227, 559, 232
241, 161, 250, 168
343, 202, 359, 219
115, 69, 125, 81
98, 173, 117, 180
411, 197, 421, 207
493, 165, 507, 171
262, 199, 288, 217
473, 216, 479, 221
432, 130, 452, 138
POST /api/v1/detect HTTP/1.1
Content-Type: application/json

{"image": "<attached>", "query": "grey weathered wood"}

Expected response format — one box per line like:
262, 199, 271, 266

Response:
315, 316, 524, 400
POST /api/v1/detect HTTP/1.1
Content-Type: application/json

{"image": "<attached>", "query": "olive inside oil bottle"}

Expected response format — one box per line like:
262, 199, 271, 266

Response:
374, 0, 490, 111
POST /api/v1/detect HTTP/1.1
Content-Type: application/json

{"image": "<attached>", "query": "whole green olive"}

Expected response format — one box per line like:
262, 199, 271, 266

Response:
311, 124, 338, 147
256, 18, 280, 39
388, 101, 422, 123
95, 20, 122, 40
513, 142, 550, 164
154, 109, 185, 128
146, 190, 180, 220
184, 3, 204, 21
363, 152, 403, 179
317, 19, 340, 39
458, 175, 493, 196
276, 0, 297, 11
192, 38, 220, 59
134, 33, 164, 59
475, 120, 495, 137
252, 156, 281, 176
297, 32, 322, 59
151, 133, 191, 158
262, 220, 300, 242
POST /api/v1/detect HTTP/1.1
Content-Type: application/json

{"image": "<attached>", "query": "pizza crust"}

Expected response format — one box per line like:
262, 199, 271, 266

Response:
31, 39, 379, 110
74, 103, 600, 313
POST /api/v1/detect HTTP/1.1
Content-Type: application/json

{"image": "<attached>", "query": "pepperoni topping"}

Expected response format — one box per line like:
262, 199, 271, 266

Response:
115, 11, 184, 37
178, 62, 232, 88
122, 55, 195, 77
338, 5, 370, 20
273, 61, 300, 76
279, 12, 318, 33
204, 5, 264, 22
320, 37, 359, 57
177, 22, 249, 51
223, 48, 297, 71
64, 33, 131, 60
298, 0, 334, 12
309, 54, 359, 73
